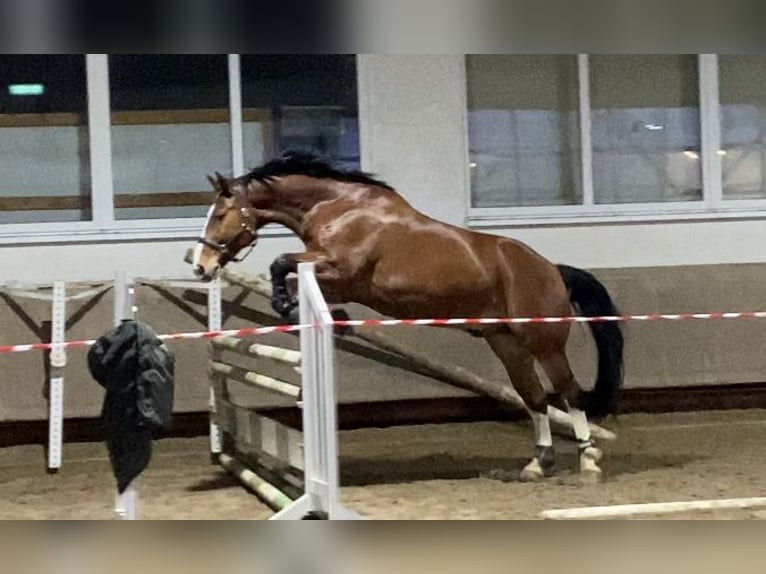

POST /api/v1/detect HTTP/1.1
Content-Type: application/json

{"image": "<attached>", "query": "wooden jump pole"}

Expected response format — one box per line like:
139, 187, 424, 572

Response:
210, 362, 302, 398
212, 336, 302, 366
183, 250, 615, 441
540, 497, 766, 520
347, 327, 615, 441
218, 454, 293, 513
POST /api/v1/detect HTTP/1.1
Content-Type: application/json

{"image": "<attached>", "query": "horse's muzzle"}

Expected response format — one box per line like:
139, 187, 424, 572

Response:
193, 262, 221, 282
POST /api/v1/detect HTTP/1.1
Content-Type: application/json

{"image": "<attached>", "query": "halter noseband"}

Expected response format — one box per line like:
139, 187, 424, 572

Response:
197, 205, 259, 263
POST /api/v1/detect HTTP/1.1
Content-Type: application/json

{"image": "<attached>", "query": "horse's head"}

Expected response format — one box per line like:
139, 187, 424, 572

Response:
192, 172, 260, 281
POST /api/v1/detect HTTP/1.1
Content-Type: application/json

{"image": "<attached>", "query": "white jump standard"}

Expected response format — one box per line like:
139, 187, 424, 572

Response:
210, 262, 360, 520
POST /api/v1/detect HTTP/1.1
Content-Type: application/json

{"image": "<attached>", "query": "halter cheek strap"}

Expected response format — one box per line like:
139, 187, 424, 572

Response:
238, 207, 258, 236
197, 237, 228, 254
197, 206, 259, 262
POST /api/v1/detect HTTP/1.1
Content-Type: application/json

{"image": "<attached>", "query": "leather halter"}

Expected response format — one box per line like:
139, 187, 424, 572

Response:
197, 204, 259, 263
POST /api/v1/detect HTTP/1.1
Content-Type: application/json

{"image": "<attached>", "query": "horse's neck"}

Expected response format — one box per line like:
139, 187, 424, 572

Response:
253, 180, 337, 238
255, 208, 304, 237
251, 196, 316, 238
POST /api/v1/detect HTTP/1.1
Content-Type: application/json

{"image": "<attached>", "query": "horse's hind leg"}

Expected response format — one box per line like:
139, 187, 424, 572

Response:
485, 332, 555, 482
536, 349, 603, 483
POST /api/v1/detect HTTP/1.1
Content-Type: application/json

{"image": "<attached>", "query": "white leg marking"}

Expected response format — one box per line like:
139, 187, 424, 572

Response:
192, 243, 204, 269
521, 409, 553, 482
569, 406, 603, 480
569, 407, 591, 444
530, 410, 553, 447
520, 458, 544, 482
192, 205, 216, 268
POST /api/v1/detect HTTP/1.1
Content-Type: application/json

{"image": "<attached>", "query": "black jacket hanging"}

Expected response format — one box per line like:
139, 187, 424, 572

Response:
87, 319, 175, 493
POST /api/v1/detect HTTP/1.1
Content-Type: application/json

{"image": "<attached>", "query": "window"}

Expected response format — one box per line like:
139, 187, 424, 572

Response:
719, 55, 766, 200
0, 55, 90, 224
466, 55, 582, 208
590, 55, 701, 204
466, 54, 731, 221
241, 55, 360, 170
0, 54, 361, 243
109, 54, 231, 220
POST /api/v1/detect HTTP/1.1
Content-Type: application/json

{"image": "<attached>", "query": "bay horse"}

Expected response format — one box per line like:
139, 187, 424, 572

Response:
192, 153, 624, 483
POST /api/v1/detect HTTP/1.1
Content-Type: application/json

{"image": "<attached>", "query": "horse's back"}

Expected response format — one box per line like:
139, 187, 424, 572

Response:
311, 187, 568, 319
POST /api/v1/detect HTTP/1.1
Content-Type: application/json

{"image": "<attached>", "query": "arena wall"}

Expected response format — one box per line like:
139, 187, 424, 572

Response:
2, 55, 766, 430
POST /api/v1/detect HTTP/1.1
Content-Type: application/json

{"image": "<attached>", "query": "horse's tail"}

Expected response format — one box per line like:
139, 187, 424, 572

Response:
557, 264, 625, 420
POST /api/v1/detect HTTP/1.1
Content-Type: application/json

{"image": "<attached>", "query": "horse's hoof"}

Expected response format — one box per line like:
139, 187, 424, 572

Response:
331, 309, 354, 337
579, 449, 604, 484
581, 446, 603, 463
520, 459, 545, 483
579, 466, 604, 485
273, 300, 300, 324
536, 445, 556, 472
272, 295, 299, 318
285, 305, 301, 325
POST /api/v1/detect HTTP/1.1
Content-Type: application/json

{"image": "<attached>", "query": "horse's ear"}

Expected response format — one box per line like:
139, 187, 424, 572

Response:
208, 172, 232, 197
216, 172, 232, 197
207, 175, 218, 194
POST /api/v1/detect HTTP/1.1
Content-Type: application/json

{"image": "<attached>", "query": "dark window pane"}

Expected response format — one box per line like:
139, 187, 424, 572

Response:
0, 55, 91, 224
241, 55, 359, 170
109, 54, 230, 220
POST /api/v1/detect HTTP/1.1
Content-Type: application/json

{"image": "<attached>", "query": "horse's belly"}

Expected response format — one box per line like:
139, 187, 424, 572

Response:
372, 251, 494, 296
365, 279, 497, 320
334, 222, 502, 317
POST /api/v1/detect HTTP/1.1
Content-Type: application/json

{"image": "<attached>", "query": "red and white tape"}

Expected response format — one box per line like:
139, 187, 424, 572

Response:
336, 312, 766, 327
2, 311, 766, 356
0, 325, 307, 356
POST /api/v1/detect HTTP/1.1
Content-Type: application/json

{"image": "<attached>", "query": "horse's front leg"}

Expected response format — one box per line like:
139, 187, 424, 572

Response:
270, 253, 302, 319
270, 252, 344, 322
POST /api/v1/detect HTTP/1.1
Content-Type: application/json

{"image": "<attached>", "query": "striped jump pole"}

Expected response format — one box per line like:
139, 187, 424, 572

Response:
212, 337, 302, 366
209, 321, 307, 515
209, 362, 301, 399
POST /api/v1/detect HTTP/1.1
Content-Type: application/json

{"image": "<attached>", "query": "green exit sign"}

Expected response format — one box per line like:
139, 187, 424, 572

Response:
8, 84, 46, 96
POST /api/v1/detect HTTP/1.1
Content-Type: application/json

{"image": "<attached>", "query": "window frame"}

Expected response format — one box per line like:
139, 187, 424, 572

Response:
465, 53, 766, 228
0, 53, 350, 245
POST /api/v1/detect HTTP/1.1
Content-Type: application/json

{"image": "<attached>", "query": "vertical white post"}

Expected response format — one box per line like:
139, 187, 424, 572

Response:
271, 263, 360, 520
699, 54, 723, 209
578, 54, 595, 207
116, 486, 137, 521
113, 270, 137, 520
228, 54, 245, 176
299, 262, 326, 513
356, 55, 374, 177
208, 279, 223, 457
86, 54, 115, 227
48, 282, 66, 473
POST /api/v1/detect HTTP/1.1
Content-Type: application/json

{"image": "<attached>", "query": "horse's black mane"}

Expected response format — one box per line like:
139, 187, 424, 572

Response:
243, 152, 393, 190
